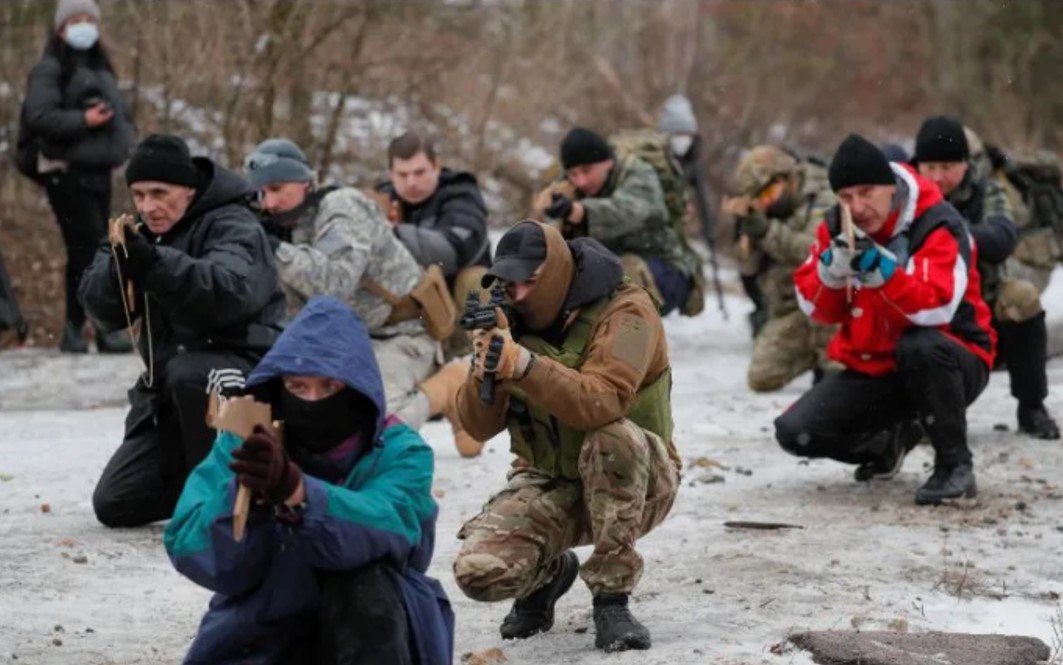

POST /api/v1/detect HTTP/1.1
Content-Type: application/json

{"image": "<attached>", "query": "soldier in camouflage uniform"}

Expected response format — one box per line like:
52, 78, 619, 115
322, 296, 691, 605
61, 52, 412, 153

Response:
724, 146, 838, 392
453, 221, 680, 653
915, 116, 1059, 439
245, 139, 484, 454
540, 127, 695, 316
966, 129, 1063, 294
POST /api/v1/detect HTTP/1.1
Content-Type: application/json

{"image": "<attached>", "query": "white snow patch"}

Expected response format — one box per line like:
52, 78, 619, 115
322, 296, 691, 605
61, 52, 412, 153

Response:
2, 281, 1063, 662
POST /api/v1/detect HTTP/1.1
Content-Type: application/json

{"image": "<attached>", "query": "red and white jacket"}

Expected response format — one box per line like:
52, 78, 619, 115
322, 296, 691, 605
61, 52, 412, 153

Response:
794, 163, 996, 376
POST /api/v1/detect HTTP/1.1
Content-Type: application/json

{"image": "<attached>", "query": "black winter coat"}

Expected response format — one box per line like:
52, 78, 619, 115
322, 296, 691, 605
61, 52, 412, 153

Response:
79, 158, 286, 373
21, 46, 135, 171
378, 169, 491, 275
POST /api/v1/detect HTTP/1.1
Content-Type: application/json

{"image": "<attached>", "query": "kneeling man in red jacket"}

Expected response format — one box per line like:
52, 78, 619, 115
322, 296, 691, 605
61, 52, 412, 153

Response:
775, 133, 996, 505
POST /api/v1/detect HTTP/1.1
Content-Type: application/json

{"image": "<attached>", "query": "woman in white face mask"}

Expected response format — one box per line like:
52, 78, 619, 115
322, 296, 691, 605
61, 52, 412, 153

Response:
16, 0, 136, 354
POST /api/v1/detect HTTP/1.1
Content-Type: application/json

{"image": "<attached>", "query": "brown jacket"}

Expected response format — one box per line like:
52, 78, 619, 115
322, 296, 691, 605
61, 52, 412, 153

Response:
457, 282, 669, 441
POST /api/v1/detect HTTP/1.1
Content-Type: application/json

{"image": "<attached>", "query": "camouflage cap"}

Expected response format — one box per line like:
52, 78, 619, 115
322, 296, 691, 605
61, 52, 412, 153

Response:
735, 146, 797, 196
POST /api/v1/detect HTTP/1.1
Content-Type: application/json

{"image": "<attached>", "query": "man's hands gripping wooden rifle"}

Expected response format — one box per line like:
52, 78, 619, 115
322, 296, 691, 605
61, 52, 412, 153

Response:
816, 203, 899, 301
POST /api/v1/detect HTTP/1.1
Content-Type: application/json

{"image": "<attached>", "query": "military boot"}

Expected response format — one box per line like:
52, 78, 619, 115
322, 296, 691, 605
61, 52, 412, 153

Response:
914, 463, 977, 505
499, 550, 579, 640
1018, 403, 1061, 440
59, 321, 88, 354
593, 593, 651, 652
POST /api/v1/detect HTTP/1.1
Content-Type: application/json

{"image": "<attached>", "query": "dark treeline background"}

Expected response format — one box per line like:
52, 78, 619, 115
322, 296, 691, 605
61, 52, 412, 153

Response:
2, 0, 1061, 344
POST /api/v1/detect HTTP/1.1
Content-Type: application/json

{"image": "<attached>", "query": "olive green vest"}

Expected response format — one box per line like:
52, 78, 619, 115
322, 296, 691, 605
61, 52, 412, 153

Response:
505, 295, 674, 479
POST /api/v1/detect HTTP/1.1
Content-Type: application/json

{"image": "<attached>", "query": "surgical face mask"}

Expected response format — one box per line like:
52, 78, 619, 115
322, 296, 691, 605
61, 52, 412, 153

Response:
63, 23, 99, 51
669, 135, 694, 158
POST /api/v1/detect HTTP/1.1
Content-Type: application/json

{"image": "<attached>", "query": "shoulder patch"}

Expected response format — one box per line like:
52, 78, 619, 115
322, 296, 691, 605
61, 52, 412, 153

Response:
612, 313, 652, 373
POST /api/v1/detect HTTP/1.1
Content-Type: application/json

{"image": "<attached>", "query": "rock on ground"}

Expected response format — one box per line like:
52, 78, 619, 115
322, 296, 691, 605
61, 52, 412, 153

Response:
790, 630, 1050, 665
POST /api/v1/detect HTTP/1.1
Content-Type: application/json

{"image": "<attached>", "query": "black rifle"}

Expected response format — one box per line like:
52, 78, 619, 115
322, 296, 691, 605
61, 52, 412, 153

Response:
459, 283, 510, 405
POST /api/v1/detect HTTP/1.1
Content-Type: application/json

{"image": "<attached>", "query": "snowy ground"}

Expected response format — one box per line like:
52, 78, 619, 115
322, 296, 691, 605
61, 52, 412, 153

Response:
4, 278, 1063, 664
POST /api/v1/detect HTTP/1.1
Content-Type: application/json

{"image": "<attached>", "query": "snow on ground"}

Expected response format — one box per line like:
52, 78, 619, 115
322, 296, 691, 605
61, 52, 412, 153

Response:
4, 283, 1063, 664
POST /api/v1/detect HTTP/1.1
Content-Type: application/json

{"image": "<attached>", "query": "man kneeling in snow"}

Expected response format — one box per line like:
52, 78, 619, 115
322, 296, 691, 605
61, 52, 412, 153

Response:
775, 134, 996, 506
163, 296, 453, 665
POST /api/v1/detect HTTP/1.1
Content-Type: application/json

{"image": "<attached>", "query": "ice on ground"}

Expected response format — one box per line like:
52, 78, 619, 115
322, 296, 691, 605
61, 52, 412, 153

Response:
3, 282, 1063, 663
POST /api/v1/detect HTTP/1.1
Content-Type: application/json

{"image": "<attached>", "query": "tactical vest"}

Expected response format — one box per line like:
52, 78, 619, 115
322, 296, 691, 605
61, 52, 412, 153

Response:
505, 294, 674, 479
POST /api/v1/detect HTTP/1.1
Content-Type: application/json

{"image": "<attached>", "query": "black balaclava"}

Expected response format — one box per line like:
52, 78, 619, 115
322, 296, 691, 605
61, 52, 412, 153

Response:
278, 385, 370, 454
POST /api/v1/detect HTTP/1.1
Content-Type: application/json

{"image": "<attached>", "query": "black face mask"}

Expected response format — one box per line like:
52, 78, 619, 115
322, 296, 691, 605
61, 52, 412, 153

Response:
279, 387, 366, 454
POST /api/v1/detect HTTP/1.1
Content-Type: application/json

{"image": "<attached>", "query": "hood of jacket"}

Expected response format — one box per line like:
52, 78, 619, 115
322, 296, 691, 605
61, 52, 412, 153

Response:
245, 296, 387, 449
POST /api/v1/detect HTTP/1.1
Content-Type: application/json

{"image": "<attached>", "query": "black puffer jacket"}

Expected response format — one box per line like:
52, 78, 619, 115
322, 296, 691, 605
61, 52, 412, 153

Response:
21, 43, 135, 170
377, 168, 491, 275
79, 158, 286, 371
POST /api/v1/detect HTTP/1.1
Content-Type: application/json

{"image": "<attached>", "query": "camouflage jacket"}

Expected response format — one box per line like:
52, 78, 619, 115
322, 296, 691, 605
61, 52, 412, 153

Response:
947, 172, 1018, 305
275, 187, 426, 338
742, 162, 835, 319
577, 155, 691, 275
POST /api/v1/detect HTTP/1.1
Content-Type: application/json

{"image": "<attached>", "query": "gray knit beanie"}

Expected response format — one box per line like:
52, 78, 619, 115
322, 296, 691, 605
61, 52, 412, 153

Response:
244, 138, 314, 189
657, 94, 698, 135
54, 0, 101, 30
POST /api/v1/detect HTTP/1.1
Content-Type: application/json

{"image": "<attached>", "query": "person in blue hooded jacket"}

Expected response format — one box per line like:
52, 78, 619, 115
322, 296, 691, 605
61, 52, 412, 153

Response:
164, 296, 454, 665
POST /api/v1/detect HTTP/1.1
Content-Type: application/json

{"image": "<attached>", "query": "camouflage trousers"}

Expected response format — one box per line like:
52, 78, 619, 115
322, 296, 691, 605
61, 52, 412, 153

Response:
748, 309, 838, 392
373, 332, 438, 429
453, 419, 680, 600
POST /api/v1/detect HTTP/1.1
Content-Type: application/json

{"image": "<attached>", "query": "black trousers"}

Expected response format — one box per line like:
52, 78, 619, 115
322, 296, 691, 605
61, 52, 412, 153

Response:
775, 328, 989, 467
44, 170, 111, 327
92, 350, 257, 527
995, 312, 1048, 408
278, 563, 414, 665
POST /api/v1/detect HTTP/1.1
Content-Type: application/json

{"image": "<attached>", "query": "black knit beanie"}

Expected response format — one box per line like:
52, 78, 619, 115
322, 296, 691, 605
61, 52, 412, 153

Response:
914, 115, 969, 164
828, 133, 896, 192
125, 134, 199, 188
560, 127, 613, 169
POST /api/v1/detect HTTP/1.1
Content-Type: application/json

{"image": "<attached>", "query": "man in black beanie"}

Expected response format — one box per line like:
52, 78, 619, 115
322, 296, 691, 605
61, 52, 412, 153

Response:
538, 127, 695, 316
915, 116, 1059, 440
78, 133, 286, 528
777, 133, 997, 505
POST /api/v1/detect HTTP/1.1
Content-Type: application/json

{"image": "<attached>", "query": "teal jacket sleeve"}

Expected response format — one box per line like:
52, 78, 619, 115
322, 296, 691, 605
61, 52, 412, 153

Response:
163, 431, 276, 597
295, 426, 436, 572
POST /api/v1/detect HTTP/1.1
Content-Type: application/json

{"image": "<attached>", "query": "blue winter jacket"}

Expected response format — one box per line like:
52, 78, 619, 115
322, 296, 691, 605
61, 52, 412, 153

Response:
164, 296, 454, 664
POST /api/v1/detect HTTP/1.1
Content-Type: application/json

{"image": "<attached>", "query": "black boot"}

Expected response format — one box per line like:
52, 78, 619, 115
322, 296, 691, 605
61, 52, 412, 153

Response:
915, 463, 977, 505
1017, 403, 1061, 440
59, 321, 88, 353
854, 421, 923, 482
593, 593, 651, 652
499, 550, 579, 640
95, 326, 133, 354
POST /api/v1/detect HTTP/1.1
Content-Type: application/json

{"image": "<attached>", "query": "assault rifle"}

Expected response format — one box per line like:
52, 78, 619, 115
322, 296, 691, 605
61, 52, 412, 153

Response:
459, 283, 511, 405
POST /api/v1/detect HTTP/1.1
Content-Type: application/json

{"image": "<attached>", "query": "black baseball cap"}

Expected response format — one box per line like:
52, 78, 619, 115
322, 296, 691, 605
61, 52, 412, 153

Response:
482, 221, 548, 286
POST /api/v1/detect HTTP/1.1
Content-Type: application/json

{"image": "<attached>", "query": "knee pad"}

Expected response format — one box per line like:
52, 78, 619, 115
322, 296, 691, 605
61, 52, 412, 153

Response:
994, 278, 1043, 323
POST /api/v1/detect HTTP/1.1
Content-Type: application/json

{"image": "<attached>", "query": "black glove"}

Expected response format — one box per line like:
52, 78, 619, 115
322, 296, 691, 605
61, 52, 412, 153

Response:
544, 193, 574, 221
229, 425, 303, 505
115, 231, 159, 283
736, 211, 771, 241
